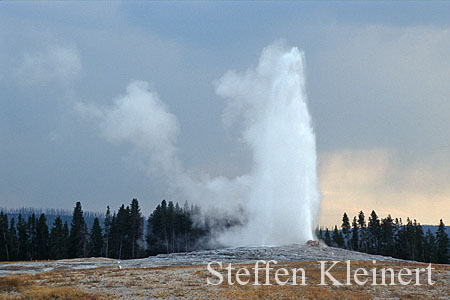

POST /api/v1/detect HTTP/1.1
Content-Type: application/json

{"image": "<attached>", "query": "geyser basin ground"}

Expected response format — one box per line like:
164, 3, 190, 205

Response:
0, 244, 404, 276
1, 245, 449, 299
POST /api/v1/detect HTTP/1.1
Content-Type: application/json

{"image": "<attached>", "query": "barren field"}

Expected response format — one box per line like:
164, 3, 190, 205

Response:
1, 245, 449, 299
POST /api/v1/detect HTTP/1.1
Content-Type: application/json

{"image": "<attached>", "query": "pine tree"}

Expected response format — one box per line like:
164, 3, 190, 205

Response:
50, 217, 66, 259
27, 214, 37, 260
8, 218, 18, 261
182, 201, 192, 252
414, 220, 425, 262
332, 226, 344, 247
36, 213, 49, 260
116, 204, 131, 259
351, 216, 359, 251
368, 210, 381, 253
380, 215, 394, 256
129, 199, 143, 258
358, 211, 367, 252
0, 212, 9, 261
104, 206, 112, 258
16, 214, 29, 261
69, 202, 86, 258
341, 213, 350, 248
436, 219, 449, 264
89, 218, 104, 257
317, 228, 324, 241
424, 229, 436, 263
324, 228, 331, 246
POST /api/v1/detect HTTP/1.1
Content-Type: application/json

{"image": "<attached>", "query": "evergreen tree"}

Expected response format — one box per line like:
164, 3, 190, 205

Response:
324, 228, 331, 246
8, 218, 18, 261
182, 201, 193, 252
62, 221, 69, 252
367, 210, 381, 253
317, 228, 324, 241
380, 215, 395, 256
436, 219, 449, 264
358, 211, 367, 252
27, 214, 37, 260
35, 213, 49, 260
16, 214, 29, 261
129, 199, 143, 258
49, 216, 67, 259
424, 229, 436, 263
341, 213, 351, 248
0, 212, 9, 261
89, 218, 104, 257
351, 216, 359, 251
332, 226, 344, 247
414, 220, 425, 262
68, 202, 87, 258
104, 206, 112, 258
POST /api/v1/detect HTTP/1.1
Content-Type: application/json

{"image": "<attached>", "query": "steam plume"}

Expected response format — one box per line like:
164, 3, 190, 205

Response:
79, 42, 320, 246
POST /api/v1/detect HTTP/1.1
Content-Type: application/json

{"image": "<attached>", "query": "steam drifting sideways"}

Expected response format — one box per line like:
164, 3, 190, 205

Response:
78, 42, 321, 247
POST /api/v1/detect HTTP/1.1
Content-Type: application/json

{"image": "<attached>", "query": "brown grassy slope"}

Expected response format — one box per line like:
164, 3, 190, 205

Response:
0, 261, 448, 300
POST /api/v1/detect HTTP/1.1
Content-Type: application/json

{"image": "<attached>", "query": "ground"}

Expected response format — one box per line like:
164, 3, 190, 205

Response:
0, 245, 449, 299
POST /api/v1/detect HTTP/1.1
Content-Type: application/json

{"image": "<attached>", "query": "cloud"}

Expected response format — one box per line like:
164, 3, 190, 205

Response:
309, 25, 450, 153
13, 45, 81, 86
76, 80, 181, 177
319, 148, 450, 227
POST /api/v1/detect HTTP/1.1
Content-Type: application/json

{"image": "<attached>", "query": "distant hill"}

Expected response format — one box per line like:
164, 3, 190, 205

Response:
422, 224, 450, 237
0, 207, 104, 230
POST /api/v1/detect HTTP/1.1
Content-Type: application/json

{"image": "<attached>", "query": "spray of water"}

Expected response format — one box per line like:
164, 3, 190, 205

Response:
216, 42, 320, 245
78, 41, 321, 246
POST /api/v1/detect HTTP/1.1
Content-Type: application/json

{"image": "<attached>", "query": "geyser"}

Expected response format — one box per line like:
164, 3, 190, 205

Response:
216, 42, 320, 245
80, 41, 320, 247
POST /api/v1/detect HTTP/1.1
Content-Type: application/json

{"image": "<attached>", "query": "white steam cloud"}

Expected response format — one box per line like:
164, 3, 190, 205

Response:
77, 81, 181, 176
79, 42, 320, 246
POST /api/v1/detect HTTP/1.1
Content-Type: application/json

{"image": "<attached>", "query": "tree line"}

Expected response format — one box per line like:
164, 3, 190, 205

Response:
0, 199, 210, 261
317, 210, 449, 264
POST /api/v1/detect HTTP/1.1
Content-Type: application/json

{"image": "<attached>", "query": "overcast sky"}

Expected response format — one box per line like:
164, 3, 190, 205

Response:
1, 2, 449, 226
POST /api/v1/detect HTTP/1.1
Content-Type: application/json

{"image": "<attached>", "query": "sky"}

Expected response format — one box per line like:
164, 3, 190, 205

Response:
1, 2, 449, 227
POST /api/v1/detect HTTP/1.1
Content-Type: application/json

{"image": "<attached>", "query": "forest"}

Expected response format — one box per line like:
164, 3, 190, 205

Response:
0, 199, 213, 261
317, 210, 449, 264
0, 201, 448, 264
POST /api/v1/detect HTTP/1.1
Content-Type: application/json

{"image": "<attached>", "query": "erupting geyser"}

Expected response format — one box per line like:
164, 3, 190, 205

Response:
216, 42, 320, 246
82, 41, 321, 247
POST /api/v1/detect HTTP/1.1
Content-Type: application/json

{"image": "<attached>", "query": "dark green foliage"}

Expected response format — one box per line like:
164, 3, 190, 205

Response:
351, 216, 359, 251
50, 217, 67, 259
341, 213, 350, 248
357, 210, 367, 252
146, 200, 208, 255
129, 199, 143, 259
27, 214, 37, 260
436, 219, 449, 264
89, 218, 103, 257
380, 215, 395, 256
0, 212, 9, 260
332, 225, 345, 248
36, 213, 49, 260
330, 211, 448, 264
367, 210, 381, 253
8, 219, 18, 261
324, 228, 331, 246
104, 206, 112, 258
424, 229, 436, 263
68, 202, 87, 258
1, 202, 448, 264
17, 214, 29, 260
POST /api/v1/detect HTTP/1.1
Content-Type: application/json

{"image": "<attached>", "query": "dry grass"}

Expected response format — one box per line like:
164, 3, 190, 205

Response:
0, 274, 98, 300
0, 261, 448, 299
